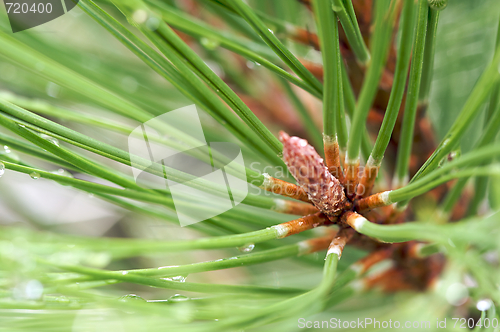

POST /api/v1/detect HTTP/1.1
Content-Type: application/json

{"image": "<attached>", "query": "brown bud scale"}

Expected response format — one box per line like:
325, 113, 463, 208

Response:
345, 160, 360, 199
355, 191, 390, 212
278, 200, 319, 216
261, 175, 310, 203
323, 136, 345, 184
356, 164, 379, 199
299, 229, 338, 255
276, 212, 331, 238
327, 227, 355, 258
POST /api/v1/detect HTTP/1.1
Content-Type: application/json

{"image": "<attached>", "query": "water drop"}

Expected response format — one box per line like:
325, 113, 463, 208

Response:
132, 9, 148, 23
12, 279, 43, 301
146, 16, 160, 31
477, 299, 493, 311
119, 294, 146, 302
46, 82, 60, 98
121, 271, 128, 275
445, 283, 469, 306
51, 168, 73, 178
40, 134, 59, 147
29, 172, 40, 180
165, 275, 186, 282
0, 162, 4, 178
237, 243, 255, 253
200, 37, 220, 50
168, 294, 189, 302
0, 145, 18, 161
25, 280, 43, 300
246, 61, 255, 69
157, 265, 179, 270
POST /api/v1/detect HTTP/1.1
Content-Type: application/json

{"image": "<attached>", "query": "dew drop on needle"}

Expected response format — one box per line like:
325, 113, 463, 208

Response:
237, 243, 255, 253
200, 37, 220, 50
29, 172, 40, 180
165, 275, 186, 283
119, 294, 146, 302
168, 294, 189, 302
40, 134, 59, 147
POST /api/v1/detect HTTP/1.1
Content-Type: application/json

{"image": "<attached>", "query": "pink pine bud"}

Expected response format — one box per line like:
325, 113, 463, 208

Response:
279, 131, 347, 219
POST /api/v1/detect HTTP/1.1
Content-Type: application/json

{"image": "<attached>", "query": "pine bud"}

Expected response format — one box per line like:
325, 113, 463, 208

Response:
279, 131, 347, 220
